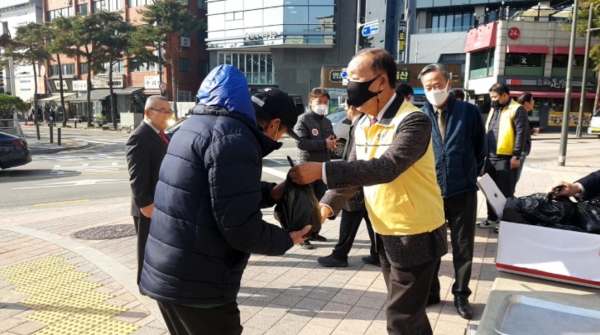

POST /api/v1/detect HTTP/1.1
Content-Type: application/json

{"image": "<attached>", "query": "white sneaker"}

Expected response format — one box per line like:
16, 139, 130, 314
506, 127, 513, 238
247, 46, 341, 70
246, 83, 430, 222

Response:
478, 219, 498, 229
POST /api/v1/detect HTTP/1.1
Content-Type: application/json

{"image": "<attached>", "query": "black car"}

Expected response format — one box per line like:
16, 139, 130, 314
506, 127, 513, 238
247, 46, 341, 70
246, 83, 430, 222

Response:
0, 131, 32, 169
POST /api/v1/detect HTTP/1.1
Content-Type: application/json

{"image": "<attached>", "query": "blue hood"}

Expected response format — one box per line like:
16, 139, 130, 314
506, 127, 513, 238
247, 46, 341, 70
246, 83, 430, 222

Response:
196, 65, 255, 122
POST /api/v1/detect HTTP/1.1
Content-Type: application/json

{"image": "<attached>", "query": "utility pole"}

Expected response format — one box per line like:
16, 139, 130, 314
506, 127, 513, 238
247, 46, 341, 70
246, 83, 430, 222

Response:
354, 0, 362, 54
576, 4, 599, 137
558, 0, 579, 166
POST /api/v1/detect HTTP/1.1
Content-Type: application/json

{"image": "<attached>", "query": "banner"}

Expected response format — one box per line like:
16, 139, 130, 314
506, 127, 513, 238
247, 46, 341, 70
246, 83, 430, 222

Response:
398, 22, 406, 62
548, 111, 591, 127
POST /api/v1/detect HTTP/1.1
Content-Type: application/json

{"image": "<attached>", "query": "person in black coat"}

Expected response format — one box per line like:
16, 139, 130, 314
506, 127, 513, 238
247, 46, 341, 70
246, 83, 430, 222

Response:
549, 170, 600, 200
125, 95, 171, 287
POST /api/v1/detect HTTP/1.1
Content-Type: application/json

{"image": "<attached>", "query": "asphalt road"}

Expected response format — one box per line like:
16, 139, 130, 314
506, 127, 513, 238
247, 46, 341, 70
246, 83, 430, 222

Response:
0, 127, 298, 210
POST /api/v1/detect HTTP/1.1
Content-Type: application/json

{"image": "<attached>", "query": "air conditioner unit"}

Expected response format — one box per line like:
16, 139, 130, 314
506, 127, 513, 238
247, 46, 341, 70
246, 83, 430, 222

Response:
180, 37, 191, 48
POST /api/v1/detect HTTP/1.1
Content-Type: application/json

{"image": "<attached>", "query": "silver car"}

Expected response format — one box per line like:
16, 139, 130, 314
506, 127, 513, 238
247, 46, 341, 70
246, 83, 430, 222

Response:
326, 108, 351, 159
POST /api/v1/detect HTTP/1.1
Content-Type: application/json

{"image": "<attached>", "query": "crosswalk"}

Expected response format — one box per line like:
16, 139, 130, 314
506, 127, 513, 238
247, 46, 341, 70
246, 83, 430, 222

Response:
71, 138, 128, 145
50, 162, 126, 175
33, 153, 125, 162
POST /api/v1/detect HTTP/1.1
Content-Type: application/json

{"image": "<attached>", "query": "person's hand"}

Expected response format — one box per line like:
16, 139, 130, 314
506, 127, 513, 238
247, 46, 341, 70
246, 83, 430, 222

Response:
547, 181, 582, 198
270, 182, 285, 202
326, 136, 339, 151
320, 205, 332, 224
289, 225, 312, 245
140, 203, 154, 218
289, 162, 323, 185
510, 157, 521, 169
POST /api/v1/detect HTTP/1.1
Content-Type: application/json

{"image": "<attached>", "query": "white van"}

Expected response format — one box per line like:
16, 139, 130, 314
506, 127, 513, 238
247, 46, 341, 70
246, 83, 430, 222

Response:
588, 108, 600, 137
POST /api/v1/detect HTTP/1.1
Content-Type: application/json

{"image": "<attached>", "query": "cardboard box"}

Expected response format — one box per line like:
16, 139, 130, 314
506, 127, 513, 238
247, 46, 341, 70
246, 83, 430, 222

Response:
478, 174, 600, 288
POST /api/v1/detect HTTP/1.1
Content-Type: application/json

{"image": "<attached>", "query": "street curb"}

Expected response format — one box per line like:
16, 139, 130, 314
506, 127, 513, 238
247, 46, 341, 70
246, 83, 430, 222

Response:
30, 141, 91, 155
0, 224, 166, 329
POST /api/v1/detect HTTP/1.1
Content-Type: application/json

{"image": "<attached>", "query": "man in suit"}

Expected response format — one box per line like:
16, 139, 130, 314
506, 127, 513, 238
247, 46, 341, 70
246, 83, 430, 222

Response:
289, 48, 447, 335
549, 170, 600, 200
125, 95, 171, 286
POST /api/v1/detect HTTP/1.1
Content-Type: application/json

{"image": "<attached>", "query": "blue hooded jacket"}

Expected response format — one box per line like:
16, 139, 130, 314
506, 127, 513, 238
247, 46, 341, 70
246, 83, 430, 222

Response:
140, 65, 293, 305
421, 93, 487, 199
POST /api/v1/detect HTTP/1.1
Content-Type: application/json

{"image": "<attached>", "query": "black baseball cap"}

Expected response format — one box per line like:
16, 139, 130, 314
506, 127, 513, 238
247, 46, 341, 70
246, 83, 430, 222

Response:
251, 88, 300, 140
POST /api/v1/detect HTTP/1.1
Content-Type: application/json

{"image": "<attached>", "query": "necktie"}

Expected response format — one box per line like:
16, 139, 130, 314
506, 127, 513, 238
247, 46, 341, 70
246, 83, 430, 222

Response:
437, 109, 446, 140
159, 131, 169, 145
370, 117, 378, 126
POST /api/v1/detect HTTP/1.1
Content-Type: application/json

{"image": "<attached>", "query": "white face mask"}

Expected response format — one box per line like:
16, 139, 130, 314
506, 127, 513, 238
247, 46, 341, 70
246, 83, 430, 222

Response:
425, 81, 450, 107
312, 104, 328, 115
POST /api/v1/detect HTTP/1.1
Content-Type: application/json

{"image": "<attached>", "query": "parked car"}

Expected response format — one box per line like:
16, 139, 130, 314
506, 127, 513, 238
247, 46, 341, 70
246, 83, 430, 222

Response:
326, 107, 351, 159
0, 131, 32, 169
589, 108, 600, 137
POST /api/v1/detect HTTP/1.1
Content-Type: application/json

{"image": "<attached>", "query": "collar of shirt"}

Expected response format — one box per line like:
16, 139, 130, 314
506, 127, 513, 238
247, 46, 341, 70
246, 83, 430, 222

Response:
144, 119, 160, 134
371, 93, 397, 124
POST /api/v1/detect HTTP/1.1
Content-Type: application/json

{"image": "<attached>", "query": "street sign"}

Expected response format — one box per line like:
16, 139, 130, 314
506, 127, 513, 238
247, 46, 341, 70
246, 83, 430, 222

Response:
362, 22, 379, 37
159, 82, 167, 91
341, 68, 348, 86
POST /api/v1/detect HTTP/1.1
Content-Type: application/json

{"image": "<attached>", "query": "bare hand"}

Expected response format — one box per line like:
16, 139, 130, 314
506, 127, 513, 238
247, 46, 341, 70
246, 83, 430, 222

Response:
270, 182, 285, 202
320, 205, 332, 224
326, 136, 339, 151
140, 203, 154, 218
510, 157, 521, 169
289, 162, 323, 185
547, 181, 582, 198
289, 225, 312, 245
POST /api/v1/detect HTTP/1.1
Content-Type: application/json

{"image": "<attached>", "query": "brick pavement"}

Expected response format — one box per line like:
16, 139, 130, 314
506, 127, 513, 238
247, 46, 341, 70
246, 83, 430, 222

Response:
1, 132, 598, 334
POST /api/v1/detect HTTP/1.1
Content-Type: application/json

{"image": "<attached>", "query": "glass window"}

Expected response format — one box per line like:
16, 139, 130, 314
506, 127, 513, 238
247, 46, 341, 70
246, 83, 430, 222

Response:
179, 91, 192, 102
225, 0, 243, 12
208, 14, 225, 30
464, 13, 472, 28
244, 9, 264, 28
454, 13, 462, 29
197, 29, 207, 44
285, 6, 309, 24
225, 12, 234, 21
80, 63, 88, 75
245, 0, 263, 10
198, 0, 207, 10
432, 15, 439, 30
310, 0, 334, 4
179, 58, 191, 72
225, 53, 232, 65
284, 0, 308, 4
78, 4, 88, 15
446, 14, 453, 32
505, 53, 544, 67
207, 1, 225, 14
234, 11, 243, 20
439, 15, 446, 30
252, 54, 259, 73
309, 6, 333, 25
264, 7, 284, 25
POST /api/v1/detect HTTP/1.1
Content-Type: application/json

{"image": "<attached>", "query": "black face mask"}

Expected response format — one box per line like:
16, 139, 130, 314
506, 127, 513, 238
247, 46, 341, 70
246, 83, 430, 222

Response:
490, 100, 500, 108
346, 75, 381, 107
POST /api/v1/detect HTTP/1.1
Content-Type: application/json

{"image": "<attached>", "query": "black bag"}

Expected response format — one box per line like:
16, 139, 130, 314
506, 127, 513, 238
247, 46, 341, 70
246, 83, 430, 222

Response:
274, 157, 322, 234
573, 201, 600, 234
517, 193, 577, 226
502, 198, 526, 223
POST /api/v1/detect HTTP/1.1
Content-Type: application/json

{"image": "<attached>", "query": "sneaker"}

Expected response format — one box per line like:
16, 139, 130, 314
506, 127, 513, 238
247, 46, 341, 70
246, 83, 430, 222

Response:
310, 234, 327, 242
478, 219, 498, 229
361, 255, 381, 266
300, 241, 313, 249
317, 254, 348, 267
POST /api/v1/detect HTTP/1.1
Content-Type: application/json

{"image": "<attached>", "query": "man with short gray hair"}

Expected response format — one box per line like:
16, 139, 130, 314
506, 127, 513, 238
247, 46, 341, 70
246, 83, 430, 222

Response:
419, 63, 486, 320
125, 95, 172, 288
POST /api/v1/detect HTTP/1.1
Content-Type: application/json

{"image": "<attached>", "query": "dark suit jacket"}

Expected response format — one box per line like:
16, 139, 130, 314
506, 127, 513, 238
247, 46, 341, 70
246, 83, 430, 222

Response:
126, 121, 168, 217
577, 170, 600, 201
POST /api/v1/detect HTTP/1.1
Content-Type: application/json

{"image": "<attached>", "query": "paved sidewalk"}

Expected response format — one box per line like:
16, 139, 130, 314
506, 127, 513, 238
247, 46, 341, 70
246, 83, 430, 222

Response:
1, 133, 598, 335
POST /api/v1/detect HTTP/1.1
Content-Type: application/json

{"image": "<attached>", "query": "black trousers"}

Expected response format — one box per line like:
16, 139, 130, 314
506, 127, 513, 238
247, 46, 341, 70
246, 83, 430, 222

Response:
430, 191, 477, 299
332, 208, 377, 260
377, 234, 437, 335
157, 301, 243, 335
312, 180, 327, 201
485, 158, 518, 221
132, 216, 151, 286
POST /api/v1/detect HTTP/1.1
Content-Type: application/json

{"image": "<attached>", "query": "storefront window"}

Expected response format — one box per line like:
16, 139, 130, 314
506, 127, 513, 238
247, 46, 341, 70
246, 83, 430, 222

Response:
217, 52, 277, 85
551, 55, 594, 78
505, 53, 545, 76
469, 48, 494, 79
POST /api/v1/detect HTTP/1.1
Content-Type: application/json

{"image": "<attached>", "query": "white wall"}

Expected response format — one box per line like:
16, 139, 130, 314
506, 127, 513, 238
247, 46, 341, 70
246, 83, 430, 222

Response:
409, 31, 467, 64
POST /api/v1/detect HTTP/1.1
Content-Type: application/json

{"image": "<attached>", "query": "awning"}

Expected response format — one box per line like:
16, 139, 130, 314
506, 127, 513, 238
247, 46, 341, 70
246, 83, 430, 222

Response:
506, 45, 550, 54
509, 90, 595, 99
70, 89, 111, 102
115, 87, 143, 95
39, 93, 76, 102
553, 46, 586, 55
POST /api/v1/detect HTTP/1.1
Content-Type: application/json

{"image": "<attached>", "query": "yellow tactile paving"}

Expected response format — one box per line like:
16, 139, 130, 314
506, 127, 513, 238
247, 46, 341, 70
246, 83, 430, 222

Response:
0, 255, 140, 335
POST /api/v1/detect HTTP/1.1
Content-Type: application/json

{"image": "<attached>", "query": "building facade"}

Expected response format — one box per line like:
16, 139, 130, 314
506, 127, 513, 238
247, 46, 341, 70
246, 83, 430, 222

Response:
43, 0, 209, 120
206, 0, 358, 106
0, 0, 45, 102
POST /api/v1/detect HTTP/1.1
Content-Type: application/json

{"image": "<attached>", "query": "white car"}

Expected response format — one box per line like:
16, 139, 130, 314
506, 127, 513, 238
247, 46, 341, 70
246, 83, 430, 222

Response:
588, 108, 600, 137
326, 108, 351, 159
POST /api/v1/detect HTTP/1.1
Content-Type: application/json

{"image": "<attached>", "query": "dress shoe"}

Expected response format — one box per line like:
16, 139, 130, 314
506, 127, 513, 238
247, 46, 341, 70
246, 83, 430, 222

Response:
361, 255, 380, 266
317, 254, 348, 267
300, 241, 313, 249
427, 295, 440, 306
454, 296, 473, 320
310, 234, 328, 242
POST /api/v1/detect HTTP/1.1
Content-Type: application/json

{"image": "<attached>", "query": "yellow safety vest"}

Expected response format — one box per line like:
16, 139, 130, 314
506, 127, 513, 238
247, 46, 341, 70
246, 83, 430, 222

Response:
486, 100, 521, 156
354, 101, 445, 236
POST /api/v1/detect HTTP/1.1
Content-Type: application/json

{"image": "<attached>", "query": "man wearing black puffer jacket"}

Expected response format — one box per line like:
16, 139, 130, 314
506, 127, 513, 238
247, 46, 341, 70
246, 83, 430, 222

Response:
140, 65, 310, 335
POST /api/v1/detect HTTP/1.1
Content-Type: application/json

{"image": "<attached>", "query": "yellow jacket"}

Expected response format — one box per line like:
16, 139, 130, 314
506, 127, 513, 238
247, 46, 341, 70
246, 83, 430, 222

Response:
486, 100, 521, 156
353, 101, 445, 236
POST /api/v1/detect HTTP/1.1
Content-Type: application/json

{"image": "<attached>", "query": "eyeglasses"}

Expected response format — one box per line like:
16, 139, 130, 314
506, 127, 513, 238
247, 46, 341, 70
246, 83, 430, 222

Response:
150, 108, 173, 115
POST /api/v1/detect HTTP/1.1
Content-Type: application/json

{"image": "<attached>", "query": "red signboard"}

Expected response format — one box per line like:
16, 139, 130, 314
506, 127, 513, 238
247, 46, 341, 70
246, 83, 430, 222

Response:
465, 22, 497, 53
508, 27, 520, 40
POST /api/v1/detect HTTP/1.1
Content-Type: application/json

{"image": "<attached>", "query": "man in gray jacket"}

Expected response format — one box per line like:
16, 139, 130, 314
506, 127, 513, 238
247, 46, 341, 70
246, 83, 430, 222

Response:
294, 87, 338, 249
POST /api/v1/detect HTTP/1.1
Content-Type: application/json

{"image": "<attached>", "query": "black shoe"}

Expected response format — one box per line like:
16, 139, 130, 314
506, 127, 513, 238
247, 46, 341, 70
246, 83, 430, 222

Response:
427, 295, 440, 306
317, 254, 348, 267
361, 255, 380, 266
310, 234, 327, 242
454, 296, 473, 320
300, 241, 313, 249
